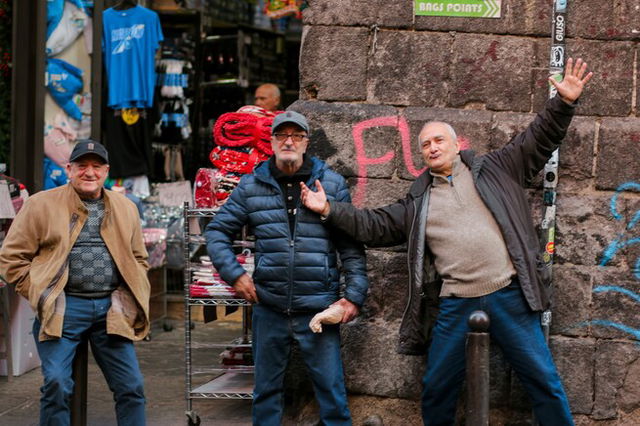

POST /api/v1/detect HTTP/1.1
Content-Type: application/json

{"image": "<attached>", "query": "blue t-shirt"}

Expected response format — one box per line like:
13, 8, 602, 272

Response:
103, 5, 163, 109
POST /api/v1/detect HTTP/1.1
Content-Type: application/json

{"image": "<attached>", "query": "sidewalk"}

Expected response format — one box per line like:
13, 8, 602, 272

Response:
0, 317, 253, 426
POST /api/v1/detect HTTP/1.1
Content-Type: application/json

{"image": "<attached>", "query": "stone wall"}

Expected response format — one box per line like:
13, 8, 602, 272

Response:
292, 0, 640, 424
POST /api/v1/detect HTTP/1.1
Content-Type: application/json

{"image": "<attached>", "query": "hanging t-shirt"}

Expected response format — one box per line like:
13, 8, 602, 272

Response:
102, 5, 163, 109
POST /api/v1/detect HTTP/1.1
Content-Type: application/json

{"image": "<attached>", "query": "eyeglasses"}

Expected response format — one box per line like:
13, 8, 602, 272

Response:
273, 133, 307, 143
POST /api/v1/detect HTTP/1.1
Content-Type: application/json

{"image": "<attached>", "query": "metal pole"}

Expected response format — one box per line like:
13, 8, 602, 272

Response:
70, 339, 88, 426
465, 310, 490, 426
91, 0, 105, 141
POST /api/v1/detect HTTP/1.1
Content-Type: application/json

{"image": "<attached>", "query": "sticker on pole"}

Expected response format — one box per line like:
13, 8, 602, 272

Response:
415, 0, 502, 18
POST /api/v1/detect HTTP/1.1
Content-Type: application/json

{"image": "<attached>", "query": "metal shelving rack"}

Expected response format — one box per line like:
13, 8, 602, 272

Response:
182, 203, 254, 426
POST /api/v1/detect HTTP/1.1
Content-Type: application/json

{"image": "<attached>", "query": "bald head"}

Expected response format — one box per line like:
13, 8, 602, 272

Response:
418, 121, 460, 176
255, 84, 281, 112
418, 121, 457, 146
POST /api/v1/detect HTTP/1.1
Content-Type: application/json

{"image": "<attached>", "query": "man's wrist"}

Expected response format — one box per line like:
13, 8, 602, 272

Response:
321, 201, 331, 217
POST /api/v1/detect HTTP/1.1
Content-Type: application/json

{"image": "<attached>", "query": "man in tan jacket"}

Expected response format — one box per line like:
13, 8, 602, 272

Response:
0, 140, 150, 426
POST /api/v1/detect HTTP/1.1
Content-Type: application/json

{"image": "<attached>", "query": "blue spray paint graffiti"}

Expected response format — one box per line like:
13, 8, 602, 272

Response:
589, 182, 640, 342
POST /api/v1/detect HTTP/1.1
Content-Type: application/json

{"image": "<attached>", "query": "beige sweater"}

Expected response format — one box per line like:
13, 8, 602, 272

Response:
426, 157, 515, 298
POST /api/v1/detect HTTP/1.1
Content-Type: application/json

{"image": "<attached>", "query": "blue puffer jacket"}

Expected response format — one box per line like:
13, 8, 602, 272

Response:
205, 157, 369, 313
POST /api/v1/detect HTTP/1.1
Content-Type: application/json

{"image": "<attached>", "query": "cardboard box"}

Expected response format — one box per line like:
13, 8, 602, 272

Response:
0, 286, 41, 376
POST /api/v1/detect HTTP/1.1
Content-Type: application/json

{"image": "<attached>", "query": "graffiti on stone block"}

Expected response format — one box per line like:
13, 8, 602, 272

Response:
351, 116, 470, 206
591, 181, 640, 342
599, 182, 640, 278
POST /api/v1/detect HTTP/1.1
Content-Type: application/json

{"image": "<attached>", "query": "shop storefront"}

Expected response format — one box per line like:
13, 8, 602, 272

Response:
1, 0, 304, 378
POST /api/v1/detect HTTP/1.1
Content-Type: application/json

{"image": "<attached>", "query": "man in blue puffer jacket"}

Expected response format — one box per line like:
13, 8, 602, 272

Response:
205, 111, 369, 426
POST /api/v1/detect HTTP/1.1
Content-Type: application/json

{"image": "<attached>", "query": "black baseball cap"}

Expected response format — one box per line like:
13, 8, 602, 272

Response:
69, 139, 109, 164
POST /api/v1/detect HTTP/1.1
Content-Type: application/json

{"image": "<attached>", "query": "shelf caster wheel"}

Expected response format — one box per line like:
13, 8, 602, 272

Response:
186, 411, 200, 426
189, 321, 196, 330
163, 322, 174, 332
144, 332, 152, 341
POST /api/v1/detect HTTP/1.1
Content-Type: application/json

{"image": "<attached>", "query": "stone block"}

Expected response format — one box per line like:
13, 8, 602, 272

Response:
401, 107, 493, 180
449, 34, 534, 112
549, 336, 596, 414
591, 274, 640, 341
362, 249, 411, 322
341, 319, 425, 399
596, 117, 640, 190
549, 266, 592, 337
490, 112, 594, 191
299, 26, 369, 101
554, 193, 622, 267
346, 177, 415, 209
557, 116, 596, 182
568, 0, 640, 41
289, 101, 400, 181
415, 0, 517, 35
302, 0, 413, 28
367, 30, 452, 106
348, 395, 422, 425
488, 345, 512, 408
594, 341, 640, 419
533, 39, 633, 116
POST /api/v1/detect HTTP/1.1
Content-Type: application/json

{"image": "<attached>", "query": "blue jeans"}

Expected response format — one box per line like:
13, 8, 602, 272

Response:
33, 295, 146, 426
422, 280, 574, 426
252, 304, 351, 426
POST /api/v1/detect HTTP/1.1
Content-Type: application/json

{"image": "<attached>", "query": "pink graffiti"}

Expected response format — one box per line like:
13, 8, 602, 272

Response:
352, 117, 471, 207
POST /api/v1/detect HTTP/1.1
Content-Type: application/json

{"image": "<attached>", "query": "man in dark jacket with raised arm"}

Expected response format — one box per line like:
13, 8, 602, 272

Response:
205, 111, 369, 426
301, 59, 593, 425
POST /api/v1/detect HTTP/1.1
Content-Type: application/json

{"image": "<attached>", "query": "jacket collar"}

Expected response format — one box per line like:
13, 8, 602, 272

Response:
409, 150, 481, 198
64, 183, 111, 214
254, 156, 327, 187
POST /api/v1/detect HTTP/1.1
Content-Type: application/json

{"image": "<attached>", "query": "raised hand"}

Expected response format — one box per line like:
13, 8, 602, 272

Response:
550, 57, 594, 104
300, 179, 330, 216
233, 273, 258, 303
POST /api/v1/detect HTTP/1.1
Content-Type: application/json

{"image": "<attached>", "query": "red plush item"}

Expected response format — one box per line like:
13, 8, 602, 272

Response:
194, 168, 218, 208
209, 146, 269, 175
212, 112, 275, 157
213, 170, 241, 204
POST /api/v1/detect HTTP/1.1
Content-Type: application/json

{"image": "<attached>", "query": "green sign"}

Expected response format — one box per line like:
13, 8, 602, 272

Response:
415, 0, 502, 18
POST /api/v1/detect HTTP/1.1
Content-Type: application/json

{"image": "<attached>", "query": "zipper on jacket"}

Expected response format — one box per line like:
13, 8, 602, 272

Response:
286, 199, 302, 312
38, 213, 80, 319
401, 199, 420, 325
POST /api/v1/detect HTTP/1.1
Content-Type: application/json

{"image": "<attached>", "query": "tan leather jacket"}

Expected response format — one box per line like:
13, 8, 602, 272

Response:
0, 184, 150, 341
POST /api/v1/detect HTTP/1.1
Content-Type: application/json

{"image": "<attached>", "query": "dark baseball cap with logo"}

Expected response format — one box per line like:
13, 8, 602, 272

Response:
271, 111, 310, 134
69, 139, 109, 164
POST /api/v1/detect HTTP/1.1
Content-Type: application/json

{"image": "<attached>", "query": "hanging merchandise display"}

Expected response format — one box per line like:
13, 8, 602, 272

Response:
44, 112, 77, 167
264, 0, 305, 19
200, 107, 282, 206
46, 0, 86, 40
104, 108, 153, 179
43, 157, 69, 190
45, 58, 84, 121
102, 4, 164, 109
46, 0, 88, 56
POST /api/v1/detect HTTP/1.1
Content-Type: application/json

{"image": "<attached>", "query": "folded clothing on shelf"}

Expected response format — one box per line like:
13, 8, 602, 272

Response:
220, 345, 253, 366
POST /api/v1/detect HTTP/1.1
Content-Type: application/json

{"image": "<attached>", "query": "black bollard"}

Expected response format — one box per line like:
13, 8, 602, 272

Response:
70, 339, 88, 426
465, 310, 490, 426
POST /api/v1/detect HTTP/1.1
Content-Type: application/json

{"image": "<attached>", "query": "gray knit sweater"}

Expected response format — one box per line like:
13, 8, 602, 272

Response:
426, 157, 516, 297
66, 198, 120, 298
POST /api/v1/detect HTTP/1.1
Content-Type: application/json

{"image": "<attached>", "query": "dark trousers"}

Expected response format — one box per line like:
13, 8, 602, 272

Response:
251, 304, 351, 426
33, 295, 146, 426
421, 280, 574, 426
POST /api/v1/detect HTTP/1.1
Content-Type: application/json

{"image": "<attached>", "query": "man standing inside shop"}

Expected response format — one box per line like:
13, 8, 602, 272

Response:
205, 111, 368, 425
300, 58, 593, 425
0, 140, 150, 425
254, 83, 281, 112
